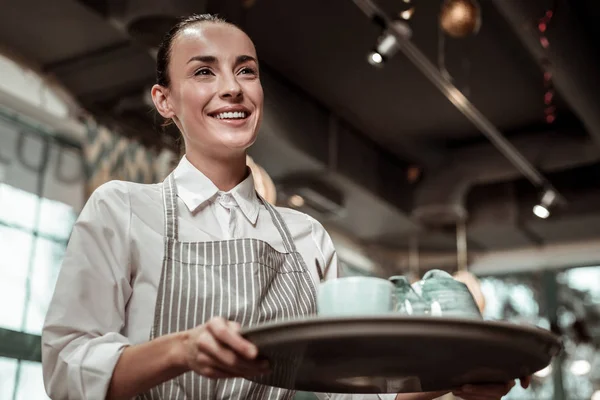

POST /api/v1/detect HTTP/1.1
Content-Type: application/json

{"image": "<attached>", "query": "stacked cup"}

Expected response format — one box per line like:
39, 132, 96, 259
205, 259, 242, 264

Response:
316, 270, 482, 320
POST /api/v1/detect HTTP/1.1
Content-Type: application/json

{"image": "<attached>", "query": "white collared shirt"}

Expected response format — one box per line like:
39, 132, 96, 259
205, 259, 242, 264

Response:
41, 156, 393, 400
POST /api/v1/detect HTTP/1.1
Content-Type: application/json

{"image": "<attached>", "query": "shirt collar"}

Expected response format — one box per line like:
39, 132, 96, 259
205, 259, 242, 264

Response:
173, 156, 260, 224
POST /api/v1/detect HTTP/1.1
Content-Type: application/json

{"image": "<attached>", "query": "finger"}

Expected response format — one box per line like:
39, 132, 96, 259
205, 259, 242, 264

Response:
207, 317, 259, 360
196, 363, 240, 379
196, 330, 269, 375
192, 350, 270, 376
228, 320, 242, 331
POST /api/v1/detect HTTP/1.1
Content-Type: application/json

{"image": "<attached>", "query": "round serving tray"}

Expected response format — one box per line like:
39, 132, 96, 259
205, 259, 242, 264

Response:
242, 316, 561, 394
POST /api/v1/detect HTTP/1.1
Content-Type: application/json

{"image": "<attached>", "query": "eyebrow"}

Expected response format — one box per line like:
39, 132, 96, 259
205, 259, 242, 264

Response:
187, 55, 258, 66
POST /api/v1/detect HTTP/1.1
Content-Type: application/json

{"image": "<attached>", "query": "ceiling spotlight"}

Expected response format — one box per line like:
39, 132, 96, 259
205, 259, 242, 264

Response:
533, 204, 550, 219
533, 188, 557, 219
288, 194, 305, 208
367, 51, 384, 66
366, 21, 412, 68
400, 7, 415, 20
570, 359, 591, 376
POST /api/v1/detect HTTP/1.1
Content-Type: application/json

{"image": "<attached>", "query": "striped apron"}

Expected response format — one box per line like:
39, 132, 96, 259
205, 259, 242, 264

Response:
140, 173, 318, 399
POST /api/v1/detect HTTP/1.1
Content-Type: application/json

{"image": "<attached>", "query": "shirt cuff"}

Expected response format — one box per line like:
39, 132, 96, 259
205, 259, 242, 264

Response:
68, 332, 129, 399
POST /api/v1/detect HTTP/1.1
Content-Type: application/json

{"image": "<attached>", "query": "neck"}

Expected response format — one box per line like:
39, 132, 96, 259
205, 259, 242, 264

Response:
185, 148, 248, 192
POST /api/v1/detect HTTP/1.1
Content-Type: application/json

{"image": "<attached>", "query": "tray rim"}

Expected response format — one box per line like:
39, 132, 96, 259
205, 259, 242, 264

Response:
242, 315, 561, 347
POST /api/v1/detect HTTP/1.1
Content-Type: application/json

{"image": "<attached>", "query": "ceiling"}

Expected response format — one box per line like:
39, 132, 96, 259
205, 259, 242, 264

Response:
1, 0, 600, 269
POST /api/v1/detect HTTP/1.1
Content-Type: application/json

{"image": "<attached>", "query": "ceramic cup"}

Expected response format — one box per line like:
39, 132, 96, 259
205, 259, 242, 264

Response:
388, 275, 430, 316
412, 269, 482, 320
317, 277, 396, 317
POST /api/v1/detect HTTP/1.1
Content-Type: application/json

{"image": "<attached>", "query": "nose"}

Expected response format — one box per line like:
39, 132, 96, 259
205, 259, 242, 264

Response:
219, 72, 243, 100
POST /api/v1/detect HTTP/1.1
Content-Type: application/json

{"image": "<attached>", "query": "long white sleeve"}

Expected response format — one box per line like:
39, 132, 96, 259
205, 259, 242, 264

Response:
42, 181, 132, 400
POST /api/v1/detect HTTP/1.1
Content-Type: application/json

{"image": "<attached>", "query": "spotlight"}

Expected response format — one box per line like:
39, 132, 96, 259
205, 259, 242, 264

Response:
533, 188, 557, 219
533, 204, 550, 219
366, 21, 412, 68
400, 7, 415, 20
367, 51, 384, 66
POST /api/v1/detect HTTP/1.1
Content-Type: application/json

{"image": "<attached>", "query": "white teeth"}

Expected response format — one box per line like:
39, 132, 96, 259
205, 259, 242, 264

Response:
214, 111, 247, 119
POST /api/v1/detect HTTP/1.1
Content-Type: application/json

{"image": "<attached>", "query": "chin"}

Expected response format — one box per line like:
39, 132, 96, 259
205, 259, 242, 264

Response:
221, 131, 258, 150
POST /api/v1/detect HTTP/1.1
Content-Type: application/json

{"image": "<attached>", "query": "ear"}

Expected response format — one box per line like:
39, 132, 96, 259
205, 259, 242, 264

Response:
151, 84, 175, 119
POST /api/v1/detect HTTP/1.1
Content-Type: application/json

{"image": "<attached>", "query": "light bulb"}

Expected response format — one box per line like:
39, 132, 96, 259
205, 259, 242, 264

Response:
533, 204, 550, 219
368, 51, 383, 65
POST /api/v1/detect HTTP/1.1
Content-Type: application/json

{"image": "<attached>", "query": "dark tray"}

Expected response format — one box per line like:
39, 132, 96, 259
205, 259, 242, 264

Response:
242, 316, 561, 394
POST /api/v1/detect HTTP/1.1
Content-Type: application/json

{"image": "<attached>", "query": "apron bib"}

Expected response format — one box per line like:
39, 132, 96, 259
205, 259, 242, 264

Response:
138, 174, 318, 400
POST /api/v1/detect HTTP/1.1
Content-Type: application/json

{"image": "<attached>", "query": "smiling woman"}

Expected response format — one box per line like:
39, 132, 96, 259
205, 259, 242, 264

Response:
41, 13, 524, 400
41, 13, 343, 400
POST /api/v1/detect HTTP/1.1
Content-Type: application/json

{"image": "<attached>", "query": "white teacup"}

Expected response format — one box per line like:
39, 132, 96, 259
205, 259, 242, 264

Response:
317, 277, 395, 317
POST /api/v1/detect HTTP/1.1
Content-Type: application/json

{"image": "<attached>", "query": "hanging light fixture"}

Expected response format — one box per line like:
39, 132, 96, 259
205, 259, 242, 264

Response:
366, 21, 412, 68
533, 188, 557, 219
440, 0, 481, 38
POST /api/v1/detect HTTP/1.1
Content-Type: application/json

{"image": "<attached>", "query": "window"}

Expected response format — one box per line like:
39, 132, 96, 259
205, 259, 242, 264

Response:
0, 183, 76, 399
0, 183, 75, 335
0, 121, 81, 399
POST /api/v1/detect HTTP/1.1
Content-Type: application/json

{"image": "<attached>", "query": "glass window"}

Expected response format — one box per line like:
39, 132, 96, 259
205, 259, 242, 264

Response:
15, 361, 49, 400
0, 183, 75, 334
25, 238, 66, 335
37, 198, 76, 241
0, 183, 38, 232
0, 357, 18, 400
0, 226, 31, 331
479, 274, 553, 400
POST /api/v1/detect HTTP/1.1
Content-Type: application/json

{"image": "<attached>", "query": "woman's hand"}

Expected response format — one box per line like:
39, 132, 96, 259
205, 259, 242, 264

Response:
452, 377, 530, 400
180, 317, 270, 379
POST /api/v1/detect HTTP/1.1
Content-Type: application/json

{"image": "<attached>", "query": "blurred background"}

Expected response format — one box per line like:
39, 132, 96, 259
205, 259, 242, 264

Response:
1, 0, 600, 398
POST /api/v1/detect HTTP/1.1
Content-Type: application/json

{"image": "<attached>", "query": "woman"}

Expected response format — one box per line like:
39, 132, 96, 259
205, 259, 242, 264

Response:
42, 14, 527, 400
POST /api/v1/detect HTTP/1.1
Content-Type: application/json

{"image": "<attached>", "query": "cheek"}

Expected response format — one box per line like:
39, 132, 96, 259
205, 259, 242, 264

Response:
179, 85, 212, 117
245, 81, 264, 108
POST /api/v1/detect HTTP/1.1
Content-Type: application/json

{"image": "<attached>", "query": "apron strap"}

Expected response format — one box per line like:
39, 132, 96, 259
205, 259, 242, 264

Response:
259, 195, 299, 254
162, 173, 179, 241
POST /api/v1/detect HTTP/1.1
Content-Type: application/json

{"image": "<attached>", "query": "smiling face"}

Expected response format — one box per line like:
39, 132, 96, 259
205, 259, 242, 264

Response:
152, 22, 263, 160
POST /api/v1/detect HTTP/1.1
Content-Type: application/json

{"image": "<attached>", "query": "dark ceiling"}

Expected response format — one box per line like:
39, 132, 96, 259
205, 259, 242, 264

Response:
2, 0, 600, 263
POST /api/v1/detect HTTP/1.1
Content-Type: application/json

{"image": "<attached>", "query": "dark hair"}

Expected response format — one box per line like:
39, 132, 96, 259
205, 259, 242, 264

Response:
156, 14, 234, 87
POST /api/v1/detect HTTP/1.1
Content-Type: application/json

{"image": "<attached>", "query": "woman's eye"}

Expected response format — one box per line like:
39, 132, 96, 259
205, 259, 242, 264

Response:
194, 68, 213, 76
239, 67, 257, 75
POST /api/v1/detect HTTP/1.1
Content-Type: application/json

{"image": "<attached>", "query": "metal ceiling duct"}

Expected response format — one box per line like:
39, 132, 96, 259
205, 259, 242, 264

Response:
413, 133, 599, 227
